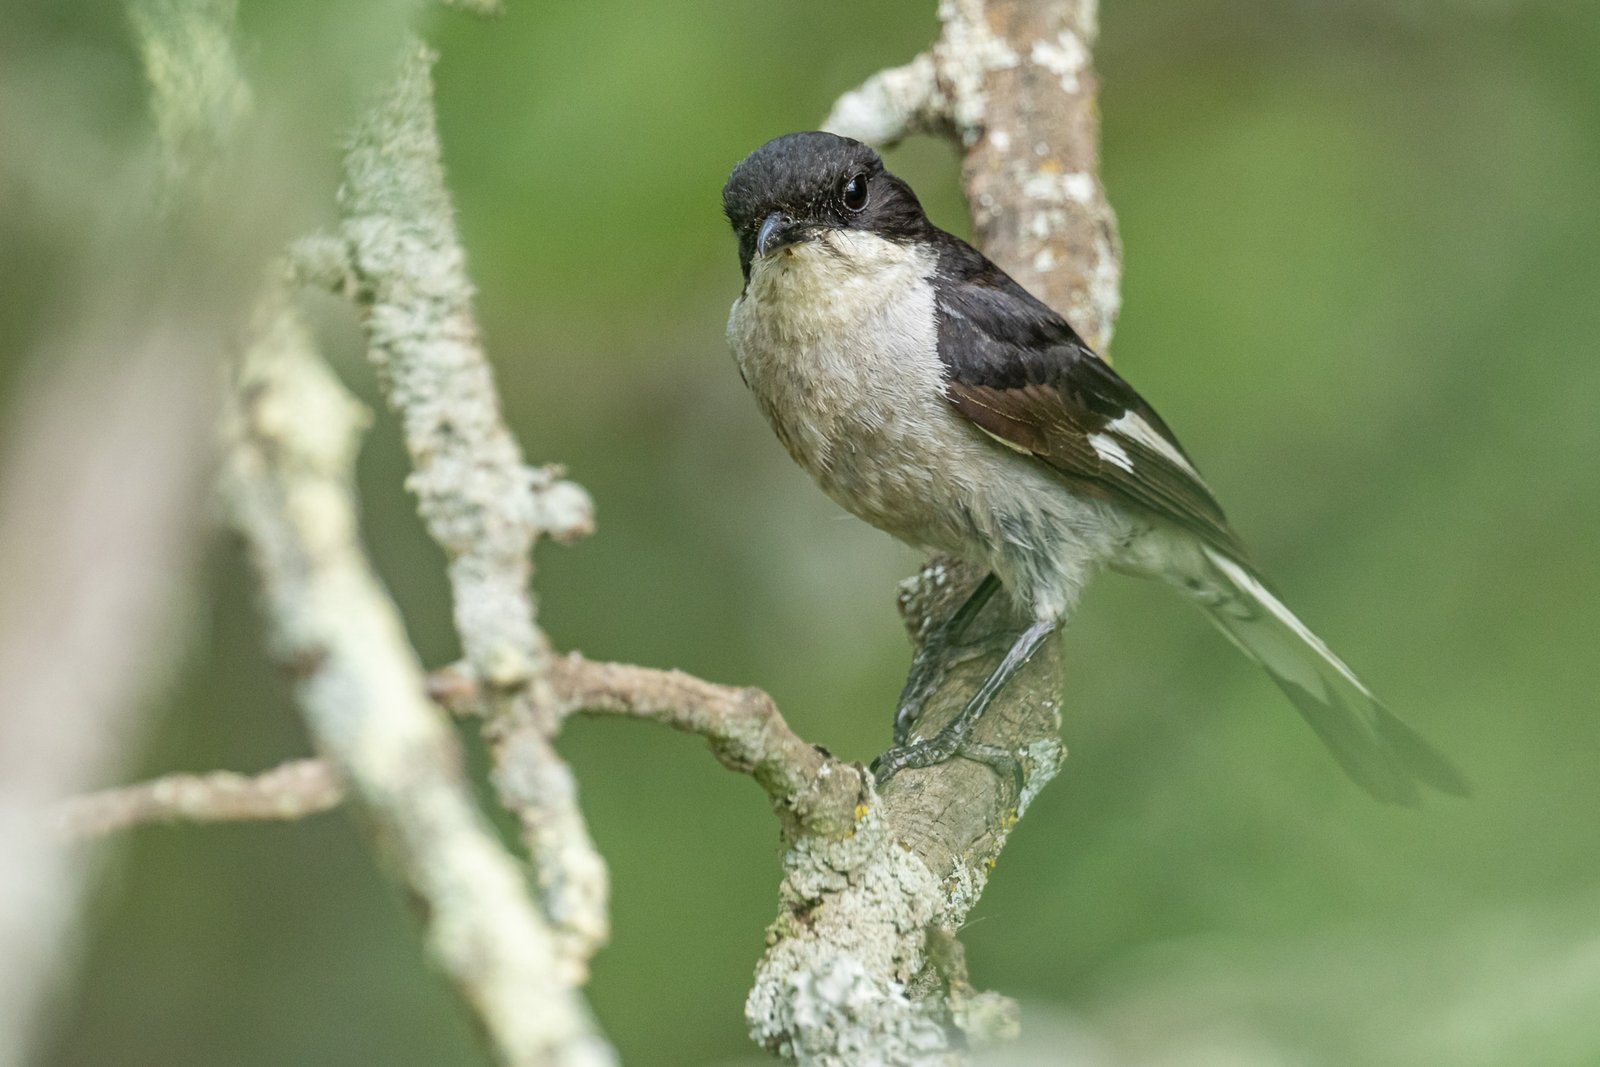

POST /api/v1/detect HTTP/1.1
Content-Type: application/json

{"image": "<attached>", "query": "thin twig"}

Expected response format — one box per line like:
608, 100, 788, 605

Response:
57, 760, 343, 838
67, 653, 868, 841
823, 53, 945, 146
558, 655, 866, 838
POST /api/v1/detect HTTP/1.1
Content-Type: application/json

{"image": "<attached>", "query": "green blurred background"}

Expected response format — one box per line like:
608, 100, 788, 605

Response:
18, 0, 1600, 1063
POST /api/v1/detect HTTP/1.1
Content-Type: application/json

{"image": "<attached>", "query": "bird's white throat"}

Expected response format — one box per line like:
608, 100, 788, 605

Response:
738, 228, 935, 343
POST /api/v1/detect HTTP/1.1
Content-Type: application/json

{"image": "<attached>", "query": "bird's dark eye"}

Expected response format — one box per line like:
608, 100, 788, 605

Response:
841, 173, 869, 213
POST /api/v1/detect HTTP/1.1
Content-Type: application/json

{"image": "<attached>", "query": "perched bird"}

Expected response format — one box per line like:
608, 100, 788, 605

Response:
721, 131, 1466, 804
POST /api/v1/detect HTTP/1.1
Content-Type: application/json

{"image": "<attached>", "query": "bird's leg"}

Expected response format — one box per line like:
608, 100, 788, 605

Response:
893, 572, 1001, 745
874, 617, 1058, 788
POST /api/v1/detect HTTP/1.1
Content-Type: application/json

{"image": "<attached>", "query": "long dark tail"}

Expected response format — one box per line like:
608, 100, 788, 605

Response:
1195, 546, 1470, 805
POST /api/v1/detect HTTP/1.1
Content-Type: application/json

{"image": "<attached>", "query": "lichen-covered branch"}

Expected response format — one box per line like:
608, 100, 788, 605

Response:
126, 0, 252, 193
754, 2, 1123, 1062
57, 760, 343, 838
952, 0, 1120, 349
70, 651, 865, 841
335, 40, 608, 966
824, 54, 944, 147
338, 40, 556, 694
221, 293, 616, 1067
747, 563, 1062, 1066
826, 0, 1121, 350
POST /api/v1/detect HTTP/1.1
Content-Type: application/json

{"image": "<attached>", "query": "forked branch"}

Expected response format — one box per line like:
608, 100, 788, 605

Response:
59, 3, 1120, 1065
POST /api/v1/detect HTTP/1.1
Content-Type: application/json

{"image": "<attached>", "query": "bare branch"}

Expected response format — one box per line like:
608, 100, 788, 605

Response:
56, 760, 343, 838
68, 647, 867, 841
336, 40, 608, 966
222, 293, 616, 1067
550, 655, 868, 839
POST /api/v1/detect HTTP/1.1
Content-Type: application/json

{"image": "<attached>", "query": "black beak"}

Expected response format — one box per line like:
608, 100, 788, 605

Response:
756, 211, 803, 257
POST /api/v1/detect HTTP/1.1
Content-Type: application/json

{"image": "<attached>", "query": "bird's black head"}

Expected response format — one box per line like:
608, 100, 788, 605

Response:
722, 131, 932, 281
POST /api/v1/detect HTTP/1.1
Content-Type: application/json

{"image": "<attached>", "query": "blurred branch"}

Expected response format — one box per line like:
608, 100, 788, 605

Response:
127, 0, 252, 193
222, 292, 616, 1067
753, 2, 1123, 1063
57, 760, 342, 838
286, 231, 356, 293
20, 3, 618, 1065
0, 3, 267, 1064
334, 40, 609, 969
0, 324, 226, 1067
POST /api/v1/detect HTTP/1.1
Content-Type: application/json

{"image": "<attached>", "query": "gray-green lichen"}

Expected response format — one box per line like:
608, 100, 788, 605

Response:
336, 41, 610, 963
748, 560, 1066, 1065
128, 0, 252, 191
222, 296, 616, 1067
749, 807, 957, 1065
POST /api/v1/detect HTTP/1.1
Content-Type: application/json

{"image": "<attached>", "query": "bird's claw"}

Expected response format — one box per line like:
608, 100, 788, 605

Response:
872, 727, 1024, 801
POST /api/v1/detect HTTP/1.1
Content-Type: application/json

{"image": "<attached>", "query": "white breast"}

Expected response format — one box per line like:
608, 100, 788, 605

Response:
726, 229, 1132, 621
728, 233, 951, 534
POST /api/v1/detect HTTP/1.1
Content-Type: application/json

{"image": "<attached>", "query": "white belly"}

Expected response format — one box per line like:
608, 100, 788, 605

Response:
726, 230, 1132, 620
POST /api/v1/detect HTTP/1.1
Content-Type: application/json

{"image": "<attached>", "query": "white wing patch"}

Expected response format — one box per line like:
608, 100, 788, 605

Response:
1106, 411, 1201, 479
1088, 432, 1133, 472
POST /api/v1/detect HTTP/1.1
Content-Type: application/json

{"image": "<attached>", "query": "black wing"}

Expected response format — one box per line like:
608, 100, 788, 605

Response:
932, 235, 1248, 560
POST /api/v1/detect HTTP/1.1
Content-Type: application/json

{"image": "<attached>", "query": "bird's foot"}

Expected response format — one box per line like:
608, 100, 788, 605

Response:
876, 615, 1057, 799
872, 726, 1024, 800
872, 725, 963, 784
893, 573, 1002, 745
